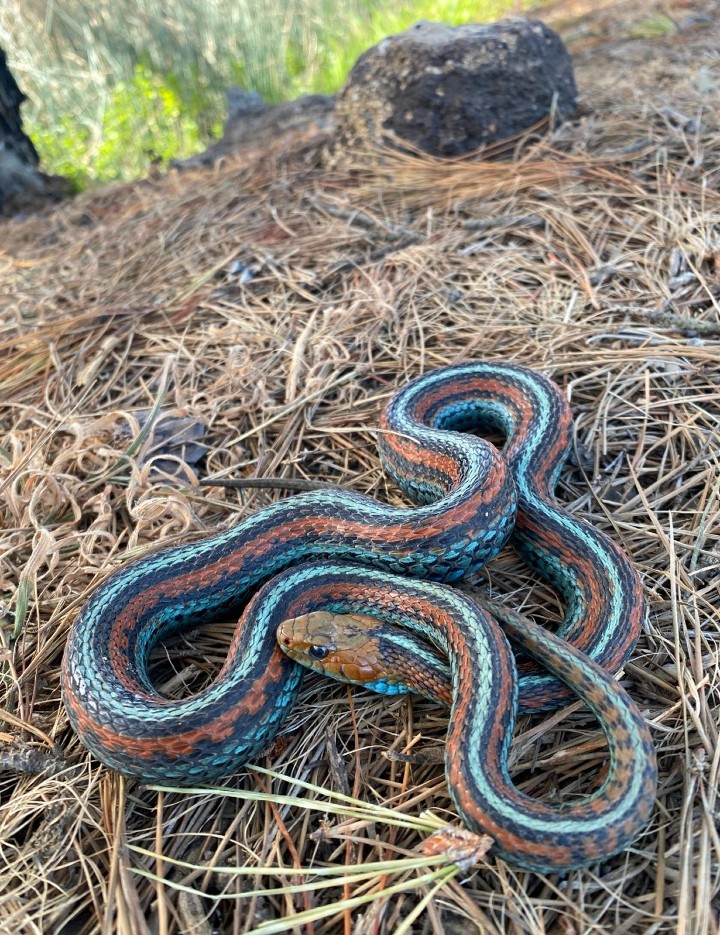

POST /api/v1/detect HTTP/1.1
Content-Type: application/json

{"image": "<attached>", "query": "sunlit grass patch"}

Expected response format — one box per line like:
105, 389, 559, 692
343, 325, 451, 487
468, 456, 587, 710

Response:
1, 0, 538, 185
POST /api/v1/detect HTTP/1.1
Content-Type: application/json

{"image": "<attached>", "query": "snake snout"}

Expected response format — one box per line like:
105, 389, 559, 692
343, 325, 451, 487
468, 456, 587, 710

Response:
276, 612, 335, 657
276, 617, 299, 648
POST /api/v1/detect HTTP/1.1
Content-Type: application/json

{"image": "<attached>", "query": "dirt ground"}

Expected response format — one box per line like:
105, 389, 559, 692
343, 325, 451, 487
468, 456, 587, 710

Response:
1, 0, 719, 932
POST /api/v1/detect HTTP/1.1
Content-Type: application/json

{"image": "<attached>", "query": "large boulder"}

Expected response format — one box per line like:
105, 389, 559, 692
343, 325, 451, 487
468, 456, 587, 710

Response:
334, 18, 578, 157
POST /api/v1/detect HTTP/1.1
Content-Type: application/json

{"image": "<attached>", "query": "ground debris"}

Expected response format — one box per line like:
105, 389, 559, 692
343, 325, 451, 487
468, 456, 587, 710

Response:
1, 1, 719, 931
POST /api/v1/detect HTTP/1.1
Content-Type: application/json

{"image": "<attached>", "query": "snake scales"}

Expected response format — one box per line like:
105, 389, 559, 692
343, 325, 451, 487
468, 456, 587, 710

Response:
62, 361, 656, 872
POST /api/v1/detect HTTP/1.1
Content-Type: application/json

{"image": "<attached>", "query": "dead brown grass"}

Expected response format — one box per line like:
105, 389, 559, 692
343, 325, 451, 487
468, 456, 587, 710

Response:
1, 6, 719, 934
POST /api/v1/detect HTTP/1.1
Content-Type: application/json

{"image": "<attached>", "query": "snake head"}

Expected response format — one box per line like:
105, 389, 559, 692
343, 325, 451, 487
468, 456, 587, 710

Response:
276, 611, 386, 686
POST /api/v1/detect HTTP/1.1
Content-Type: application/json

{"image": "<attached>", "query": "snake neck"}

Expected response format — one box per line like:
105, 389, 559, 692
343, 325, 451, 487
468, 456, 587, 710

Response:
373, 632, 453, 706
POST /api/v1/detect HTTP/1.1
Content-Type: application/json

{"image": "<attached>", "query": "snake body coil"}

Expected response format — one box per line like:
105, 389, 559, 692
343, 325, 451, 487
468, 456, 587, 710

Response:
277, 566, 656, 873
379, 364, 646, 711
62, 362, 655, 871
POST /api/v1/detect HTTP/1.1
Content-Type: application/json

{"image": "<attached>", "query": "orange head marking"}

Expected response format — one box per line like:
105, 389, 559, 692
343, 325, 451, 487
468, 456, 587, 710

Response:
276, 611, 385, 685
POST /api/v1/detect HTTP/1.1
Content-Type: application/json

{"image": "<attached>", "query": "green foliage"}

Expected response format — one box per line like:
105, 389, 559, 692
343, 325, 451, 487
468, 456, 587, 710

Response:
1, 0, 540, 187
296, 0, 537, 96
627, 13, 677, 40
31, 66, 205, 185
95, 66, 203, 181
31, 120, 92, 191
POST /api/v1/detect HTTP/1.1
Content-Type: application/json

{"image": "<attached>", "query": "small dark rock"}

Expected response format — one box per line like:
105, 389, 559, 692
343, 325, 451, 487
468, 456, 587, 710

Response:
225, 87, 269, 124
334, 18, 578, 158
173, 90, 336, 168
119, 411, 209, 478
223, 92, 336, 150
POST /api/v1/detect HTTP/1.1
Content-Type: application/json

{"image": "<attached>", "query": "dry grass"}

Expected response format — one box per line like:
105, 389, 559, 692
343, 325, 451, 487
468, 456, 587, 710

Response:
1, 3, 720, 933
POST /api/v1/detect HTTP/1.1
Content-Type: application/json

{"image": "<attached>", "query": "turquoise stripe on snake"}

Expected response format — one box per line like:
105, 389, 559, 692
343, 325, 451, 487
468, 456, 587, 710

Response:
61, 361, 654, 871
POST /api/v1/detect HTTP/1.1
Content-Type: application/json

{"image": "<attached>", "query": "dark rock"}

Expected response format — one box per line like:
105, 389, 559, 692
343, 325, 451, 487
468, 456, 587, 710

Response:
222, 92, 335, 150
225, 87, 269, 124
0, 46, 70, 216
0, 47, 39, 168
117, 410, 209, 479
173, 91, 336, 168
334, 18, 578, 158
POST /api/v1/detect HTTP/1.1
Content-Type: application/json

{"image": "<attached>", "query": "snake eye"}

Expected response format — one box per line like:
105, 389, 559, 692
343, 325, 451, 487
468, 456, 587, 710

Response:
308, 645, 330, 661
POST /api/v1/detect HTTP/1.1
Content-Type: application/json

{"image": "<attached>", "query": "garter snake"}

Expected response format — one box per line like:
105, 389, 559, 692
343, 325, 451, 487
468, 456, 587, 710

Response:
62, 362, 655, 871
